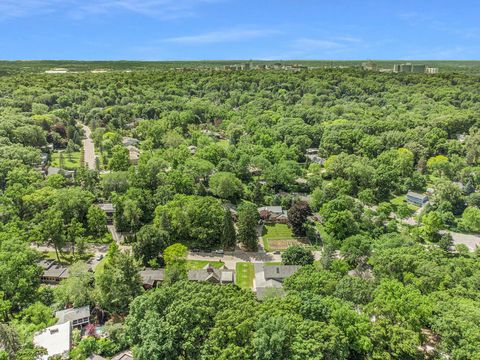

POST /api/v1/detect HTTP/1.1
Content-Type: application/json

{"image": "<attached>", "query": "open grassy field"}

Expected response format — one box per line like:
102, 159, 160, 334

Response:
262, 224, 308, 251
235, 262, 254, 289
42, 250, 93, 265
187, 260, 224, 270
51, 151, 81, 170
262, 224, 295, 240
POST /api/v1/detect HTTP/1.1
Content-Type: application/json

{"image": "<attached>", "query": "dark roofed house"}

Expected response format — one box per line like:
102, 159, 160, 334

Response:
40, 261, 69, 284
406, 191, 428, 206
258, 206, 289, 224
122, 137, 140, 147
264, 265, 301, 281
188, 264, 234, 284
87, 355, 106, 360
127, 145, 140, 164
305, 154, 326, 165
38, 258, 56, 270
140, 268, 165, 289
112, 350, 134, 360
255, 264, 300, 300
97, 203, 115, 224
55, 306, 90, 328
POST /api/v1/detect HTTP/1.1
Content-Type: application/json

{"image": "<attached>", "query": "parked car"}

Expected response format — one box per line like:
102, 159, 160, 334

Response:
96, 254, 104, 261
214, 249, 224, 255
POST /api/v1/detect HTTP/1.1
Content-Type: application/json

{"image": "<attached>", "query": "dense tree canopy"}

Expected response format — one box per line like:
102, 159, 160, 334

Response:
2, 64, 480, 358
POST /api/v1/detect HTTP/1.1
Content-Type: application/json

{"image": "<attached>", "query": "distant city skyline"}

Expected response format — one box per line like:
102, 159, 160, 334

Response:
1, 0, 479, 60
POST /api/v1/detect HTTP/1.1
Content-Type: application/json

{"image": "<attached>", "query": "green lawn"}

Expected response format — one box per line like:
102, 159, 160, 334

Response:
262, 237, 270, 252
187, 260, 224, 270
262, 224, 295, 241
390, 195, 419, 212
94, 257, 107, 274
42, 251, 93, 265
261, 224, 298, 252
235, 262, 254, 289
51, 151, 81, 170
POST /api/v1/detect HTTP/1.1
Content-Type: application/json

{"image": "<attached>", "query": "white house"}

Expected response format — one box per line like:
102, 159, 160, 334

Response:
33, 322, 72, 360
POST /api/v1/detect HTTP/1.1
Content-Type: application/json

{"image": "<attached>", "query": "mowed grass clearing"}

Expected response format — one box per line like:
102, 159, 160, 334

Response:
235, 262, 254, 289
41, 250, 93, 265
262, 224, 307, 251
187, 260, 224, 270
51, 151, 82, 170
390, 195, 419, 212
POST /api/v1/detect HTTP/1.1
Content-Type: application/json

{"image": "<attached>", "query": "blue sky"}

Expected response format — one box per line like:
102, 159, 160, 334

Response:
1, 0, 479, 60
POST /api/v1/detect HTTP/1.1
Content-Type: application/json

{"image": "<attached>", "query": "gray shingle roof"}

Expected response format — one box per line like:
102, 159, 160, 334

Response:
140, 268, 165, 286
187, 264, 234, 283
43, 263, 69, 278
264, 265, 301, 280
55, 306, 90, 325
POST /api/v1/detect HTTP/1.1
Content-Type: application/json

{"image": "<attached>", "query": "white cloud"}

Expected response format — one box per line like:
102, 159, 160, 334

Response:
0, 0, 220, 20
162, 28, 280, 44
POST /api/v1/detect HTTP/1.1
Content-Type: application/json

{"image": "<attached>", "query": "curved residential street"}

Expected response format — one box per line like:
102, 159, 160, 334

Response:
81, 123, 96, 170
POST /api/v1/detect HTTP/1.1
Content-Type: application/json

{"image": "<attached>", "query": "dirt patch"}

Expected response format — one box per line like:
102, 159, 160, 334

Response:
268, 238, 309, 250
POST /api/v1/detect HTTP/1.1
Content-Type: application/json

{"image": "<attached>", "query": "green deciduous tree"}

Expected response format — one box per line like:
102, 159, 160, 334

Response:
109, 145, 130, 171
209, 171, 243, 201
281, 245, 314, 266
95, 248, 142, 315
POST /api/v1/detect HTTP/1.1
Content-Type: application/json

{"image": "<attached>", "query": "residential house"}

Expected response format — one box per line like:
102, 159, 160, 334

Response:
223, 203, 238, 221
304, 148, 326, 165
111, 350, 134, 360
188, 145, 197, 154
140, 268, 165, 289
39, 260, 69, 284
188, 264, 235, 284
97, 203, 115, 224
406, 191, 429, 206
46, 166, 75, 178
122, 137, 140, 147
258, 206, 289, 224
87, 355, 106, 360
55, 306, 90, 328
305, 154, 325, 165
127, 145, 140, 164
255, 264, 300, 300
33, 321, 72, 360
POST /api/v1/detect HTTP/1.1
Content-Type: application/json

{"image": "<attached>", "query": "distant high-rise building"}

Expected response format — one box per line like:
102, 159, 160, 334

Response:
425, 67, 439, 74
393, 63, 434, 74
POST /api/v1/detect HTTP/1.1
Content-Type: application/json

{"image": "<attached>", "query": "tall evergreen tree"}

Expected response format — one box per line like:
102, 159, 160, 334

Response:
237, 203, 259, 251
221, 208, 236, 250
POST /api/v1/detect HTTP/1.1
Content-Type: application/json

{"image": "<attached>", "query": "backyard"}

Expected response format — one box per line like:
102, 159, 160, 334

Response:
262, 224, 307, 251
41, 250, 93, 265
51, 151, 81, 170
390, 194, 419, 212
235, 262, 254, 289
187, 260, 224, 270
